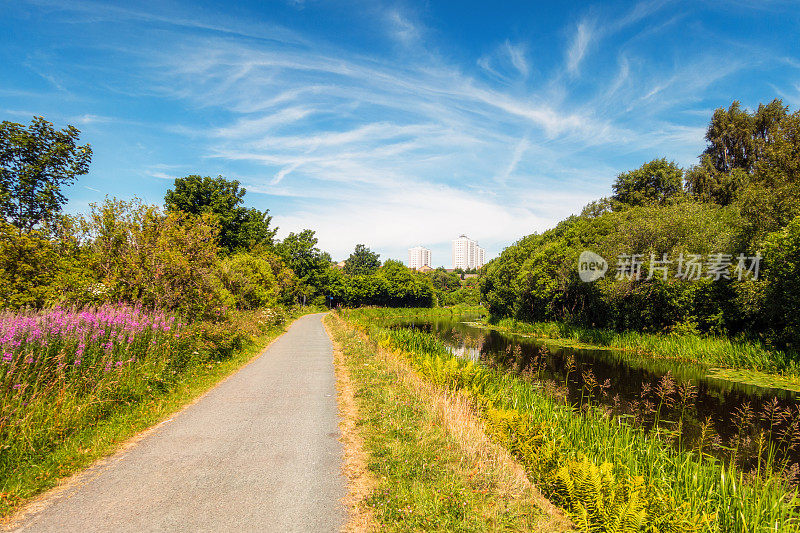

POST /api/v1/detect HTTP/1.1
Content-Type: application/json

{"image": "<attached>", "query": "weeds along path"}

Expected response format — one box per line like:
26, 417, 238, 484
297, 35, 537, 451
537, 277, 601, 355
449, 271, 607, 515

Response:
7, 313, 346, 533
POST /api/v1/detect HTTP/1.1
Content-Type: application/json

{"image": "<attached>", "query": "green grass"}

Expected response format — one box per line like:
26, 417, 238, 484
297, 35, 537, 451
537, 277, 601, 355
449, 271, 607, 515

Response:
325, 314, 546, 532
492, 318, 795, 371
488, 317, 800, 392
0, 306, 317, 519
343, 309, 800, 533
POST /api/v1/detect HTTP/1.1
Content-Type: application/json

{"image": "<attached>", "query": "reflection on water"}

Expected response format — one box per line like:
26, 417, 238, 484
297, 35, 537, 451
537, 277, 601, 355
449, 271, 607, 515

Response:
389, 314, 800, 471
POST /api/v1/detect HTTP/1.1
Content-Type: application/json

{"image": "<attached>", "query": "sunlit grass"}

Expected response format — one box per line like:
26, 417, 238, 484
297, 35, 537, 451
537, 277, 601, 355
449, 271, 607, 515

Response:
343, 308, 800, 532
493, 318, 800, 376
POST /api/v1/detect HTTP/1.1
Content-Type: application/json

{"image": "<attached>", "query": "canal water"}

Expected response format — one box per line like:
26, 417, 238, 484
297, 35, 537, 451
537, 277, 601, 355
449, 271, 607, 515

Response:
386, 313, 800, 471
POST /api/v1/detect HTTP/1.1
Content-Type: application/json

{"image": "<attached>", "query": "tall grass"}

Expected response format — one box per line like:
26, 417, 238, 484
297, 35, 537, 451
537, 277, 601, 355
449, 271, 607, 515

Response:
494, 317, 799, 375
344, 310, 800, 532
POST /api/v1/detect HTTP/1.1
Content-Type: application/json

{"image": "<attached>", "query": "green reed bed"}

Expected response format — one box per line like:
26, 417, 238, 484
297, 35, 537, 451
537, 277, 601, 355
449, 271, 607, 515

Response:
343, 309, 800, 532
493, 317, 799, 376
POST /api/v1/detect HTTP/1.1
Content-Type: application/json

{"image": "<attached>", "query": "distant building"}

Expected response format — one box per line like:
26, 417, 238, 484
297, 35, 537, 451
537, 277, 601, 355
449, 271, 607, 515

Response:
408, 246, 432, 270
417, 265, 433, 273
452, 235, 486, 270
335, 261, 346, 269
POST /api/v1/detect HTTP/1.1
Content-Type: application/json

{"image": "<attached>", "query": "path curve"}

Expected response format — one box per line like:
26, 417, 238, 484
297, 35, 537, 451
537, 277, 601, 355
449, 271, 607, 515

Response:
10, 313, 346, 533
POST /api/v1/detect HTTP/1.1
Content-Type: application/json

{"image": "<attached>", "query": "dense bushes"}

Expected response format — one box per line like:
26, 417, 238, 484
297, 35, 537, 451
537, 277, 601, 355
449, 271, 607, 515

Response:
481, 100, 800, 349
329, 259, 434, 307
0, 197, 296, 319
218, 252, 278, 310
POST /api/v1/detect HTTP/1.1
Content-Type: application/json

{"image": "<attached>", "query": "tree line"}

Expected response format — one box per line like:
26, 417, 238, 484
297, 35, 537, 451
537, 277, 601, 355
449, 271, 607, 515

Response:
481, 99, 800, 349
0, 116, 484, 315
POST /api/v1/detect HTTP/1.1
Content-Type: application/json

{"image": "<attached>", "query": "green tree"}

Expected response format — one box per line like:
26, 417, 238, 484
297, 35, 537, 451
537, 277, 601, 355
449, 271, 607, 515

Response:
0, 223, 58, 307
738, 108, 800, 245
0, 116, 92, 232
611, 158, 683, 207
343, 243, 381, 276
762, 215, 800, 348
429, 267, 461, 292
218, 252, 278, 310
684, 155, 747, 206
164, 175, 276, 252
80, 198, 231, 319
686, 99, 790, 207
275, 229, 332, 300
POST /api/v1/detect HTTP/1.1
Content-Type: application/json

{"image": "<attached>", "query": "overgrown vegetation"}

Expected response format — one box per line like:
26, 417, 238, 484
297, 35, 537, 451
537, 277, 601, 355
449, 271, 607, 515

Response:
325, 313, 556, 532
0, 114, 443, 517
491, 317, 797, 376
343, 308, 800, 532
0, 305, 310, 517
481, 99, 800, 356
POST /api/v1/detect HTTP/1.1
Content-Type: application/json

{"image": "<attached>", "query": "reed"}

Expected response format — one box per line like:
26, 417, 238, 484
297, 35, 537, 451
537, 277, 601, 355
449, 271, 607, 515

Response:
343, 309, 800, 532
493, 317, 798, 376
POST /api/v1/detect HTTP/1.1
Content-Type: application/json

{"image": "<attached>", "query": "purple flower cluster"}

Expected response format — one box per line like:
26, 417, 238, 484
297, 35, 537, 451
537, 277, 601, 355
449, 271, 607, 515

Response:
0, 305, 182, 397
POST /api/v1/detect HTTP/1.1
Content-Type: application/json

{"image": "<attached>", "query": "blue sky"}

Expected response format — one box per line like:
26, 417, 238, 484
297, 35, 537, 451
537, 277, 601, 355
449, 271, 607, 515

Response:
2, 0, 799, 265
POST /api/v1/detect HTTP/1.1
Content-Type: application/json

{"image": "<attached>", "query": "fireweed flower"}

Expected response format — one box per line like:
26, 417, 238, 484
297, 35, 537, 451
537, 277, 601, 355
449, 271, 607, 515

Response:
2, 353, 12, 363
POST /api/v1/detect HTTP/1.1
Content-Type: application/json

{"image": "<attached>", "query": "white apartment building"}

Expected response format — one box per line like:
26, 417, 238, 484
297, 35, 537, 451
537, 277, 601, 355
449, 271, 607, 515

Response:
452, 235, 486, 270
408, 246, 432, 270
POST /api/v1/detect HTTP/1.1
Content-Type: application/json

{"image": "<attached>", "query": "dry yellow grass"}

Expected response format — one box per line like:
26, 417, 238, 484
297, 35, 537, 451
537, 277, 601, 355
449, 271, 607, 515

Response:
325, 313, 572, 533
324, 317, 380, 533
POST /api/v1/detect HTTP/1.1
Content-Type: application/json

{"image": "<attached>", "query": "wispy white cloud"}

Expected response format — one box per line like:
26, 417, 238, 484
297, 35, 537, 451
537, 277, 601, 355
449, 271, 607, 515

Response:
14, 0, 791, 262
505, 41, 529, 77
567, 21, 594, 76
387, 9, 421, 47
495, 137, 529, 184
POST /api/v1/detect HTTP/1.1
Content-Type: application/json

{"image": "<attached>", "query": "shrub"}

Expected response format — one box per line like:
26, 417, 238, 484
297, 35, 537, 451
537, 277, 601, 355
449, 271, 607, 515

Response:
219, 252, 278, 310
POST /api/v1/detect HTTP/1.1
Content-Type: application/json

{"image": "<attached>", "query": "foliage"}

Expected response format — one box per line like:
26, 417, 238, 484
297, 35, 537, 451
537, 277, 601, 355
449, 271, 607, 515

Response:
761, 215, 800, 350
342, 243, 381, 276
330, 259, 435, 308
428, 267, 461, 292
275, 229, 332, 300
0, 116, 92, 232
0, 223, 59, 308
481, 201, 742, 333
218, 252, 278, 310
164, 175, 276, 252
611, 158, 683, 208
481, 99, 800, 348
75, 198, 231, 319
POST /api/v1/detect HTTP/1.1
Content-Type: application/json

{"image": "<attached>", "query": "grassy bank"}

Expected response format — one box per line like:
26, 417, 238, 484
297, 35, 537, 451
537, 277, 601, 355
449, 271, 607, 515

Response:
0, 306, 317, 519
489, 317, 800, 391
342, 308, 800, 532
324, 313, 567, 532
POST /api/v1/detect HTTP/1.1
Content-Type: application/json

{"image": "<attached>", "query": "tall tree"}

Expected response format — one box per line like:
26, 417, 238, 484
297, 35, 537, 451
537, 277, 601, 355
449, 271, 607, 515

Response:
611, 158, 683, 207
343, 244, 381, 276
275, 229, 332, 298
0, 116, 92, 232
164, 175, 275, 252
686, 99, 790, 207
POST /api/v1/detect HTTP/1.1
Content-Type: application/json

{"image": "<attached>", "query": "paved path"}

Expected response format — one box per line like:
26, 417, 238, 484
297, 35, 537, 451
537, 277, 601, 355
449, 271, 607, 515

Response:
10, 313, 346, 533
